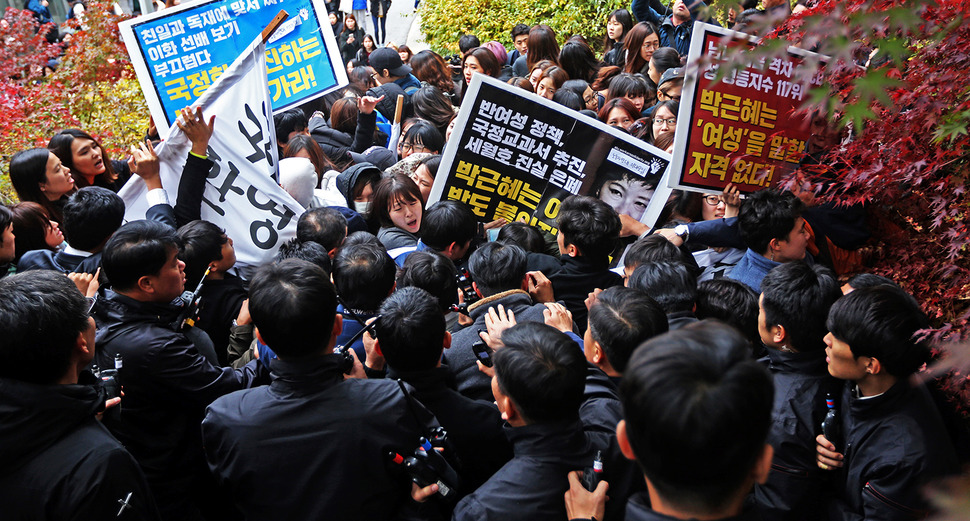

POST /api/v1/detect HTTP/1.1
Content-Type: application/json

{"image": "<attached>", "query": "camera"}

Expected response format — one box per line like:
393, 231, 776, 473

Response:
332, 345, 356, 374
471, 332, 493, 368
456, 268, 479, 308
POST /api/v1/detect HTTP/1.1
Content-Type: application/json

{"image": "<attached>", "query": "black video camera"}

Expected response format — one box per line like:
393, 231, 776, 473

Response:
388, 430, 462, 501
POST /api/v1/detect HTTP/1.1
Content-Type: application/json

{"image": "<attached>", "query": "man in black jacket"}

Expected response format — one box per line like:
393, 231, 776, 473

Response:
374, 286, 512, 495
446, 242, 553, 401
566, 322, 775, 521
95, 220, 267, 521
548, 196, 623, 333
453, 322, 612, 521
753, 262, 841, 521
0, 271, 160, 520
203, 259, 441, 521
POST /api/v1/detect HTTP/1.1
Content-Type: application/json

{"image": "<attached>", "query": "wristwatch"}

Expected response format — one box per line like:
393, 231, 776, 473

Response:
673, 224, 690, 242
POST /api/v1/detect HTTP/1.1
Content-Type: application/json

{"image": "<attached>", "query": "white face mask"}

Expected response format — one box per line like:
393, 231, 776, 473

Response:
355, 201, 372, 218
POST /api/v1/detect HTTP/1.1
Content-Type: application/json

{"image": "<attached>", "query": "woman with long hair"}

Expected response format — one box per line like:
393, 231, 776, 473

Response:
412, 85, 456, 138
512, 24, 560, 76
602, 8, 634, 66
559, 38, 599, 83
8, 147, 74, 223
536, 66, 569, 100
283, 134, 336, 188
621, 22, 661, 76
48, 129, 130, 193
356, 34, 377, 65
9, 202, 63, 263
606, 73, 652, 114
339, 13, 365, 65
462, 46, 501, 94
411, 50, 460, 102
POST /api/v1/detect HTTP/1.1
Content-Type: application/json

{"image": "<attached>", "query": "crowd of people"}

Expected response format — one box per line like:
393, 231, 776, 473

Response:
0, 0, 967, 520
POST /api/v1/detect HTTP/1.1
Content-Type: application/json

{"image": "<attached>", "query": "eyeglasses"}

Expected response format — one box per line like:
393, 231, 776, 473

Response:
642, 41, 660, 51
583, 94, 596, 104
703, 195, 722, 206
400, 142, 428, 154
660, 91, 681, 101
653, 117, 677, 126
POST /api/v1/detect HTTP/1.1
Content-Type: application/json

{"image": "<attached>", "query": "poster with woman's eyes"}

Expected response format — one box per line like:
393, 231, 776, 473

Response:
429, 74, 673, 239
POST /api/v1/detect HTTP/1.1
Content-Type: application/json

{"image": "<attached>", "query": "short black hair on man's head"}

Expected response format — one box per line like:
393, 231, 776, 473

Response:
628, 261, 696, 314
497, 222, 545, 253
421, 201, 477, 252
397, 250, 458, 312
557, 195, 620, 262
511, 23, 530, 39
846, 272, 898, 291
588, 286, 668, 373
826, 285, 930, 378
343, 231, 382, 248
621, 321, 774, 513
332, 242, 396, 311
102, 220, 180, 292
467, 241, 527, 297
493, 322, 587, 424
738, 189, 805, 255
273, 108, 308, 145
695, 278, 760, 346
62, 187, 125, 251
177, 220, 228, 288
624, 234, 689, 272
376, 287, 447, 371
297, 207, 348, 252
249, 259, 337, 358
0, 270, 91, 385
458, 34, 481, 54
275, 238, 332, 274
761, 262, 841, 352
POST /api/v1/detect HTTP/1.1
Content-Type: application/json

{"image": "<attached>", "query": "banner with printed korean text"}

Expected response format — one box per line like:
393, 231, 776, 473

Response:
428, 75, 673, 237
119, 36, 301, 277
120, 0, 347, 138
668, 23, 826, 194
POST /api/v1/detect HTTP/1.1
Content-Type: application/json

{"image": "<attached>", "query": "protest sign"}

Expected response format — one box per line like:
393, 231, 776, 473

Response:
120, 0, 347, 137
119, 35, 301, 276
429, 75, 673, 236
668, 23, 825, 194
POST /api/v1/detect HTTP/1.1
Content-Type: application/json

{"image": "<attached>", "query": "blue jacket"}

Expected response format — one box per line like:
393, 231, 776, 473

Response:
394, 74, 422, 95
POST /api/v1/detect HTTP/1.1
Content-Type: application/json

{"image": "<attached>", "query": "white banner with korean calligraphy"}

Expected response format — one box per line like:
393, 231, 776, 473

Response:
119, 36, 300, 276
429, 75, 673, 236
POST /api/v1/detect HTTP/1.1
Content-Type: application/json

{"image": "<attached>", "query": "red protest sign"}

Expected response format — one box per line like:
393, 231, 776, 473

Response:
669, 23, 825, 194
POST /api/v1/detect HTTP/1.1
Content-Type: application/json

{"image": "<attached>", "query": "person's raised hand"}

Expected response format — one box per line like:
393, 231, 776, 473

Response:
480, 304, 516, 350
526, 270, 554, 303
177, 106, 216, 157
68, 267, 100, 298
363, 317, 384, 372
619, 213, 648, 238
654, 227, 684, 247
235, 299, 251, 326
358, 94, 385, 115
129, 139, 161, 190
564, 471, 609, 521
722, 183, 741, 218
815, 434, 844, 470
543, 302, 573, 333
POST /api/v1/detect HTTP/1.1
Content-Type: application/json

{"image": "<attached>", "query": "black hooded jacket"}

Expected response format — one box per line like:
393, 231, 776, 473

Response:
310, 110, 376, 163
0, 375, 160, 520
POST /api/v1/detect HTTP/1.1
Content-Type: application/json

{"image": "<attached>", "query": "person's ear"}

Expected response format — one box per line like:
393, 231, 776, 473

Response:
866, 356, 883, 376
770, 324, 786, 346
136, 275, 154, 294
75, 328, 93, 358
591, 341, 604, 364
255, 327, 264, 345
372, 338, 383, 357
329, 313, 344, 350
442, 331, 452, 350
617, 420, 637, 461
208, 261, 220, 274
565, 244, 579, 257
472, 281, 483, 299
753, 444, 774, 485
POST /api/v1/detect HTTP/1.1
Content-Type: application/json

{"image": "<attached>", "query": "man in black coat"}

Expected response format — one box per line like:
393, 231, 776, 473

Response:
451, 322, 613, 521
0, 271, 160, 520
373, 286, 513, 496
203, 260, 441, 521
565, 322, 775, 521
445, 241, 554, 401
547, 196, 623, 333
95, 220, 267, 521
